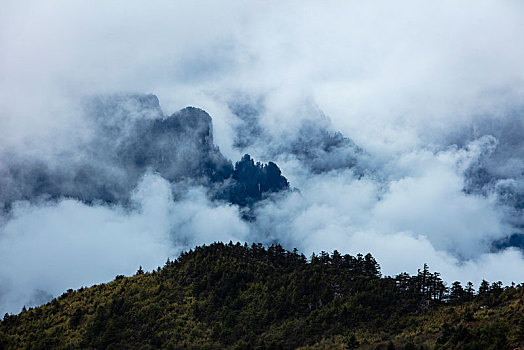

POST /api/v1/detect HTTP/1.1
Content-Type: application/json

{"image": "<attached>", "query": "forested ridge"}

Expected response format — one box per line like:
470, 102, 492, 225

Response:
0, 242, 522, 349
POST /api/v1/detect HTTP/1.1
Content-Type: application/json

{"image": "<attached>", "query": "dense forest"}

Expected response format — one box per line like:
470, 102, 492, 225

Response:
0, 242, 522, 349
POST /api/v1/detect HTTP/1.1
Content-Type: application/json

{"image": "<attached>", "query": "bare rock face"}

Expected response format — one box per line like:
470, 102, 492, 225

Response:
123, 106, 233, 184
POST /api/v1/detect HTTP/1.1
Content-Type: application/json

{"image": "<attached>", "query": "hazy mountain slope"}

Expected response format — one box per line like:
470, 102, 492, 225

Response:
0, 95, 289, 210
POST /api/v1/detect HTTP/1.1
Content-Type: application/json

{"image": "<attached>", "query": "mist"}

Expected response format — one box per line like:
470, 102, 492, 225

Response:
1, 0, 524, 314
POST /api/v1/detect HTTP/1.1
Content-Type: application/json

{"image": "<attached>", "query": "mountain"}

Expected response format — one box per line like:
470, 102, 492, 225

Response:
1, 94, 523, 251
0, 95, 289, 211
229, 99, 524, 252
230, 100, 363, 175
1, 243, 522, 349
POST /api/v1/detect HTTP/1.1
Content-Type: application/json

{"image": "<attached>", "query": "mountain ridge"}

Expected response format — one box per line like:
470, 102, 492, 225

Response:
1, 242, 522, 349
0, 96, 290, 211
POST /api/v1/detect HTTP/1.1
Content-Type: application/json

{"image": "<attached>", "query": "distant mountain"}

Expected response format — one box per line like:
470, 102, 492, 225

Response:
1, 242, 522, 349
492, 232, 524, 252
230, 100, 363, 174
1, 93, 523, 252
0, 95, 289, 211
458, 116, 524, 250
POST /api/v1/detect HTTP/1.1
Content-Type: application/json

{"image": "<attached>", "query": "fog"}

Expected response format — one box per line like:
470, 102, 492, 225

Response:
1, 0, 524, 314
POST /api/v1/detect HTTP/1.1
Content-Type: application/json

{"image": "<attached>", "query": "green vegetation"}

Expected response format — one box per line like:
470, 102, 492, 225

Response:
0, 242, 522, 349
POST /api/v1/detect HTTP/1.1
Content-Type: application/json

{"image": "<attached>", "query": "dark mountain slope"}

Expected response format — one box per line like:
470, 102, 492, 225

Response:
1, 243, 522, 349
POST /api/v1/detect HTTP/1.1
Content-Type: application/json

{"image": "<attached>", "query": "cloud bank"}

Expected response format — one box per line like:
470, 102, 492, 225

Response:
1, 0, 524, 314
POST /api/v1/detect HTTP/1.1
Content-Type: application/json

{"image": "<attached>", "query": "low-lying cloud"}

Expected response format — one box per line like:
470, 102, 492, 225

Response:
0, 174, 249, 313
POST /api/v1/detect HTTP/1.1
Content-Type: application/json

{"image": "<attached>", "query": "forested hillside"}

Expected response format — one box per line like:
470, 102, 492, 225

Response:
0, 242, 522, 349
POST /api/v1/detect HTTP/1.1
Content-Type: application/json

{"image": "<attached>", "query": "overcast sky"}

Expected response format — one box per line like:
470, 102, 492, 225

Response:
1, 0, 524, 314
